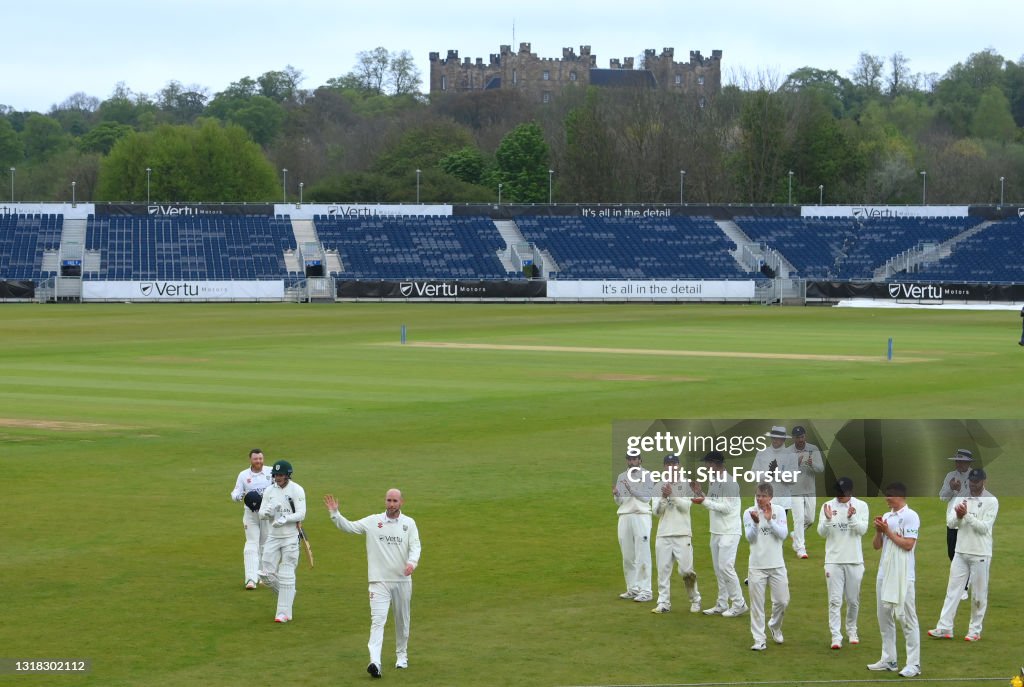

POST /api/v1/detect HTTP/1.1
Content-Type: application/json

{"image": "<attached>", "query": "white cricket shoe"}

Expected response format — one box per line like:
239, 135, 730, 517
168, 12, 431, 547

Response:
722, 604, 749, 618
273, 613, 289, 623
244, 580, 257, 590
632, 592, 653, 602
898, 665, 921, 677
689, 600, 702, 613
651, 604, 670, 614
618, 590, 637, 600
750, 642, 767, 651
866, 660, 897, 672
702, 605, 727, 615
367, 662, 381, 679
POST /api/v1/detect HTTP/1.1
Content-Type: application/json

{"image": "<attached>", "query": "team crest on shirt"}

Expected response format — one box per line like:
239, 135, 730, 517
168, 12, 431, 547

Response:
403, 525, 408, 532
377, 522, 383, 528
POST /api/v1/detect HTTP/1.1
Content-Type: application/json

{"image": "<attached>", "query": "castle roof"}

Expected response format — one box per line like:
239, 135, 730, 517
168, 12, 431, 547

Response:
589, 69, 656, 89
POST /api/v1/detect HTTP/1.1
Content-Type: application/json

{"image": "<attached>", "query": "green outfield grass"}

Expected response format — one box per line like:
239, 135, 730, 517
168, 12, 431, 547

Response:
1, 303, 1022, 686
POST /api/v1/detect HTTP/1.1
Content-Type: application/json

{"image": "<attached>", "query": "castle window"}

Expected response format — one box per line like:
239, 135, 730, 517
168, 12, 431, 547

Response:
512, 69, 517, 85
698, 75, 705, 86
543, 70, 550, 81
542, 91, 551, 103
699, 96, 707, 109
441, 75, 447, 91
569, 71, 577, 81
674, 74, 682, 85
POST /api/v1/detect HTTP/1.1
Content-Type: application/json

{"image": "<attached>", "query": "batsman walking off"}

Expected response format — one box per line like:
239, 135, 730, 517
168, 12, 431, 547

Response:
324, 489, 421, 680
258, 460, 306, 623
230, 448, 273, 589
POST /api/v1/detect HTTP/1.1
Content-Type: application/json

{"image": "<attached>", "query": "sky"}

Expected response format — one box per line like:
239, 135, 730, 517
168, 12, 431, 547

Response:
4, 0, 1023, 113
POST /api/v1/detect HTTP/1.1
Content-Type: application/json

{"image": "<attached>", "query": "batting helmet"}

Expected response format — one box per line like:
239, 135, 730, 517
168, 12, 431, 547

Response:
271, 460, 293, 477
243, 490, 263, 512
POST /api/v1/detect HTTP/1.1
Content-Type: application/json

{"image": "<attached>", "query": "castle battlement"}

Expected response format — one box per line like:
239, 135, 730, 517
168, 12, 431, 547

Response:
430, 42, 721, 102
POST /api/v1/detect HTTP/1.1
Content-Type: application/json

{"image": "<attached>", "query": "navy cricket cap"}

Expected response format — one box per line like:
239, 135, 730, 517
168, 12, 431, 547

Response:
702, 451, 725, 463
968, 468, 987, 481
663, 454, 680, 464
792, 426, 806, 437
834, 477, 854, 496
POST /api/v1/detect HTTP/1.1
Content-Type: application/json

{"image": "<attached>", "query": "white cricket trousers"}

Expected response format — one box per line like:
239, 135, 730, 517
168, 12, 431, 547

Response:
790, 496, 815, 553
824, 562, 864, 643
936, 552, 989, 636
748, 566, 789, 645
617, 513, 652, 594
875, 579, 920, 668
655, 535, 700, 609
709, 533, 743, 609
242, 508, 269, 583
368, 580, 412, 666
261, 536, 298, 619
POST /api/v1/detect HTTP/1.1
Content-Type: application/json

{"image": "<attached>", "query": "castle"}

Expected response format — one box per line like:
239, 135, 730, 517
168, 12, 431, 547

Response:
429, 43, 722, 103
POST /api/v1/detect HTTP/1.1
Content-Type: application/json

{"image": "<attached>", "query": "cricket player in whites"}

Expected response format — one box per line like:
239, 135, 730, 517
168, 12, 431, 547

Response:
230, 448, 273, 589
324, 489, 421, 679
258, 460, 306, 623
651, 454, 701, 614
928, 468, 998, 642
789, 426, 824, 559
744, 483, 790, 651
613, 453, 653, 602
817, 477, 869, 649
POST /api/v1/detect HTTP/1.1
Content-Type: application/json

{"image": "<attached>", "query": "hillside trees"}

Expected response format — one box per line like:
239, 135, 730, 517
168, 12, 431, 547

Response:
97, 119, 276, 201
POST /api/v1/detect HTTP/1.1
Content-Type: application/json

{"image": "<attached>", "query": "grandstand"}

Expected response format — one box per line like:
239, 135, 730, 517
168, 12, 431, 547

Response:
0, 213, 63, 279
735, 216, 983, 280
3, 206, 1023, 304
893, 218, 1024, 283
83, 215, 296, 280
314, 214, 509, 279
515, 215, 748, 279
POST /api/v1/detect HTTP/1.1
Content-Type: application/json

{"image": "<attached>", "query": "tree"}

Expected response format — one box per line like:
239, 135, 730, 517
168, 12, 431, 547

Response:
493, 122, 550, 202
732, 89, 790, 202
98, 119, 277, 201
971, 86, 1017, 142
0, 117, 24, 166
353, 47, 391, 94
439, 146, 486, 185
388, 51, 421, 96
21, 114, 70, 160
156, 81, 209, 124
257, 66, 304, 104
561, 90, 618, 202
78, 121, 133, 154
850, 53, 884, 96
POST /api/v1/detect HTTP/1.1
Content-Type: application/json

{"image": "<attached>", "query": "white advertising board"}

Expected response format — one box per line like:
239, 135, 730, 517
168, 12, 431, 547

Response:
546, 280, 755, 300
82, 281, 284, 301
277, 203, 453, 220
800, 205, 969, 218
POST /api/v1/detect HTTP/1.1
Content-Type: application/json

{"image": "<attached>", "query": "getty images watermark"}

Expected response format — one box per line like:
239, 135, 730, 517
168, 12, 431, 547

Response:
617, 428, 780, 497
611, 418, 1018, 499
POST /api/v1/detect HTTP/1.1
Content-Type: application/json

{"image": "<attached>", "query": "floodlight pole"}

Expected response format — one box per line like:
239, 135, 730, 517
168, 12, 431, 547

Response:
71, 180, 77, 207
999, 176, 1005, 205
788, 170, 794, 205
818, 184, 823, 205
498, 182, 503, 205
920, 170, 927, 205
416, 169, 421, 203
548, 169, 554, 204
679, 170, 686, 204
146, 167, 152, 204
